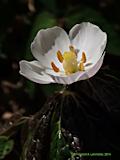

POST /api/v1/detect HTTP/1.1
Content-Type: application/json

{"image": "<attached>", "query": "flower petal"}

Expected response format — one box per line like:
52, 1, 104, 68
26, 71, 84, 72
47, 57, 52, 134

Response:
84, 53, 105, 79
69, 22, 107, 63
48, 71, 85, 85
19, 60, 54, 84
31, 26, 70, 70
46, 53, 105, 84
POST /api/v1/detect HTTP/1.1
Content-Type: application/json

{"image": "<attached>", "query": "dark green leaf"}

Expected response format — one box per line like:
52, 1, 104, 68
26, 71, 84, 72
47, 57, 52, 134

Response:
39, 0, 57, 13
50, 108, 71, 160
0, 136, 14, 159
50, 119, 65, 160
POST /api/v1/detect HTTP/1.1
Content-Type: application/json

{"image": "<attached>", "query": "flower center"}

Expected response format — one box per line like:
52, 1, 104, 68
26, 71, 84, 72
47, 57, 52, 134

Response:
51, 45, 87, 75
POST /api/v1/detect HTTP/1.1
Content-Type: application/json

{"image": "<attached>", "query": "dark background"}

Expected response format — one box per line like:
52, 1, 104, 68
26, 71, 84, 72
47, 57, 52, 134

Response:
0, 0, 120, 159
0, 0, 120, 116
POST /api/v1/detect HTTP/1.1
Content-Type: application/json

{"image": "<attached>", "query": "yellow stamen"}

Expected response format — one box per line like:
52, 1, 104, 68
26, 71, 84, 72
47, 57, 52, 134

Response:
63, 51, 78, 74
51, 62, 60, 72
81, 52, 86, 63
57, 50, 64, 63
51, 48, 87, 74
79, 61, 85, 71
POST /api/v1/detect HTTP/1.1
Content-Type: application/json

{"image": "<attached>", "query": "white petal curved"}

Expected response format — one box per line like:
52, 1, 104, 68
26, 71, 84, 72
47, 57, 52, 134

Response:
19, 23, 107, 85
46, 54, 105, 84
85, 53, 105, 79
48, 71, 86, 85
31, 26, 70, 70
69, 22, 107, 63
19, 60, 54, 84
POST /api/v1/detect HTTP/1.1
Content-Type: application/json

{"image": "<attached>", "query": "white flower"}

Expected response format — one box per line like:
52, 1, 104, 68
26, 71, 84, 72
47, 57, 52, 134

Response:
19, 22, 107, 85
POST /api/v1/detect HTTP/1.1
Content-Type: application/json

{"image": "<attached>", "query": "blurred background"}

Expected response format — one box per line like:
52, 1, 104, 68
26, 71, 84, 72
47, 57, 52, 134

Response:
0, 0, 120, 127
0, 0, 120, 158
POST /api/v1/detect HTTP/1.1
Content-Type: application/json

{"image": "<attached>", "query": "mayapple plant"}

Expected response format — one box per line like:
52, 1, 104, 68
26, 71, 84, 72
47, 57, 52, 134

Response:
19, 22, 109, 160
